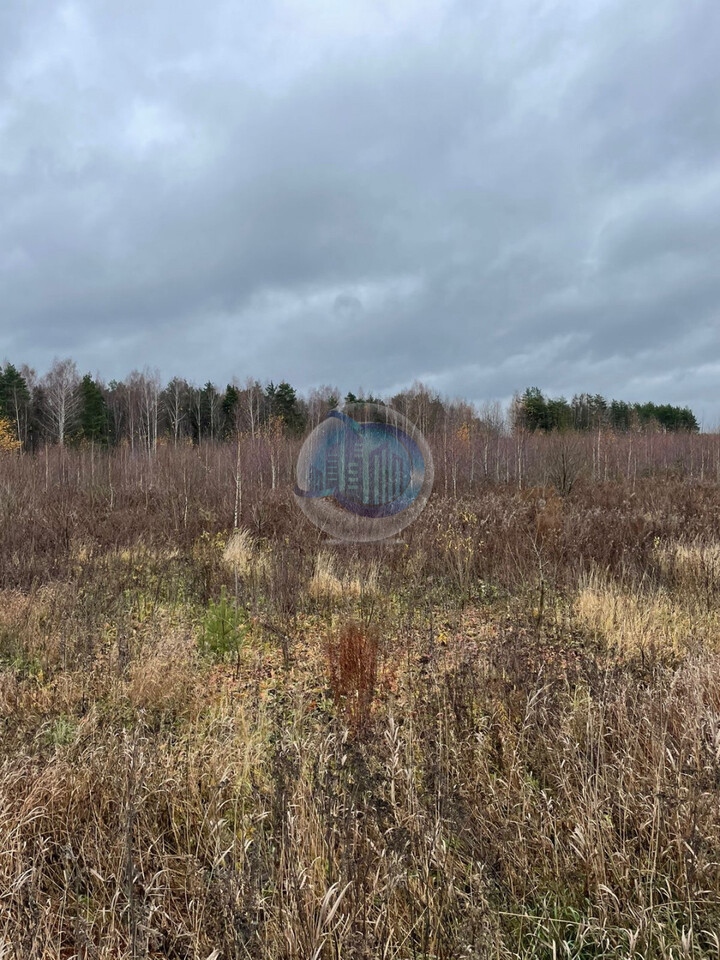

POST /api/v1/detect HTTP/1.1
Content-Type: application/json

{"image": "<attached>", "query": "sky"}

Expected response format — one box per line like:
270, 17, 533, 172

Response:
1, 0, 720, 424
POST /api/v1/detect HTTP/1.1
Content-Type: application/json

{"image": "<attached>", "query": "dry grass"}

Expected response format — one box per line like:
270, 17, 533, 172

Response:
308, 551, 379, 602
654, 537, 720, 575
125, 629, 201, 719
653, 536, 720, 612
576, 562, 720, 656
222, 527, 269, 579
1, 448, 720, 956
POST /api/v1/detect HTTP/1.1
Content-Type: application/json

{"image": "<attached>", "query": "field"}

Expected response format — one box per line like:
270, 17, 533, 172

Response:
2, 433, 720, 958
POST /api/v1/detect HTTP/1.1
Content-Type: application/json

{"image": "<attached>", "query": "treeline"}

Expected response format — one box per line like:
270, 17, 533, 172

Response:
0, 359, 495, 452
513, 387, 699, 434
0, 358, 701, 452
0, 361, 318, 451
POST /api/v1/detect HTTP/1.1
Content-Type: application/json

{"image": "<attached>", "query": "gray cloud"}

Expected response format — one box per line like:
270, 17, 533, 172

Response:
1, 0, 719, 423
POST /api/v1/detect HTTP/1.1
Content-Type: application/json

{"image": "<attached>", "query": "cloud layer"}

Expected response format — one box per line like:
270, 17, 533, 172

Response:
2, 0, 719, 423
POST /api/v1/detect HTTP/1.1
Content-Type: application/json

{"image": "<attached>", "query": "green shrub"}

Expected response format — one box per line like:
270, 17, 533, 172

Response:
199, 586, 249, 673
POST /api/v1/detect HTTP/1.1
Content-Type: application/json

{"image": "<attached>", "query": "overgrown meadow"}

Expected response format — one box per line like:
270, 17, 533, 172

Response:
2, 431, 720, 958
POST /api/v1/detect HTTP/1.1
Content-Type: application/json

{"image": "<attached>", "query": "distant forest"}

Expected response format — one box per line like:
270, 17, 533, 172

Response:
0, 358, 701, 452
513, 386, 699, 434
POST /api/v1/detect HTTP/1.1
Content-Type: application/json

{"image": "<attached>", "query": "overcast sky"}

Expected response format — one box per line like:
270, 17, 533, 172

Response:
1, 0, 719, 423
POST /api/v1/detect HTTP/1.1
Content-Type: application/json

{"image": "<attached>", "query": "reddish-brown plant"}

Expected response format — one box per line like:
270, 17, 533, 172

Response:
325, 620, 379, 732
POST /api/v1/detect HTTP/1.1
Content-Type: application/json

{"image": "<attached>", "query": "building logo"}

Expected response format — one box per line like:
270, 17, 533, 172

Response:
294, 402, 433, 542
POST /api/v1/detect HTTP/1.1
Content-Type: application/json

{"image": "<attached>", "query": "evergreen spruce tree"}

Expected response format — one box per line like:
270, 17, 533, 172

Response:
76, 374, 110, 444
265, 381, 306, 435
222, 384, 239, 437
519, 387, 549, 431
0, 363, 30, 444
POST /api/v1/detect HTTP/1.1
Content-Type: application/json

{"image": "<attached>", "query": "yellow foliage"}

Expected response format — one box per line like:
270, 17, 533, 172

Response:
0, 417, 21, 452
262, 415, 285, 441
456, 422, 471, 446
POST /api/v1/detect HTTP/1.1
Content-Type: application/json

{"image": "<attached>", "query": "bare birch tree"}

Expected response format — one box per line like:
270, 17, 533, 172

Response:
140, 369, 161, 454
163, 377, 190, 446
239, 379, 264, 438
42, 358, 80, 445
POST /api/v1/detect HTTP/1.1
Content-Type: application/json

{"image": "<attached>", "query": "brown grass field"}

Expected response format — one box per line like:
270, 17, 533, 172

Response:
2, 433, 720, 958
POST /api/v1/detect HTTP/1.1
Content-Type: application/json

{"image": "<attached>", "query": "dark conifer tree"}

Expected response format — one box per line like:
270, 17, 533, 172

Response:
76, 374, 110, 444
265, 381, 306, 435
222, 384, 239, 437
0, 363, 30, 444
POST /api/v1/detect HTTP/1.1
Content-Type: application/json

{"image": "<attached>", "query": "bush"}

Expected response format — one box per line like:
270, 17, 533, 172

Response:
325, 620, 379, 733
199, 586, 249, 673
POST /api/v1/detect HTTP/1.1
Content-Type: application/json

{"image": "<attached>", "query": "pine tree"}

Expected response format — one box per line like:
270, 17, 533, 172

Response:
518, 387, 549, 431
609, 399, 631, 431
76, 374, 110, 444
265, 381, 306, 435
222, 384, 240, 437
546, 396, 572, 431
0, 363, 30, 445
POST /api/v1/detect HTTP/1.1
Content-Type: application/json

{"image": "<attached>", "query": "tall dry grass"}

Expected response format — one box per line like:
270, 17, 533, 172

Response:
575, 568, 720, 656
0, 443, 720, 955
